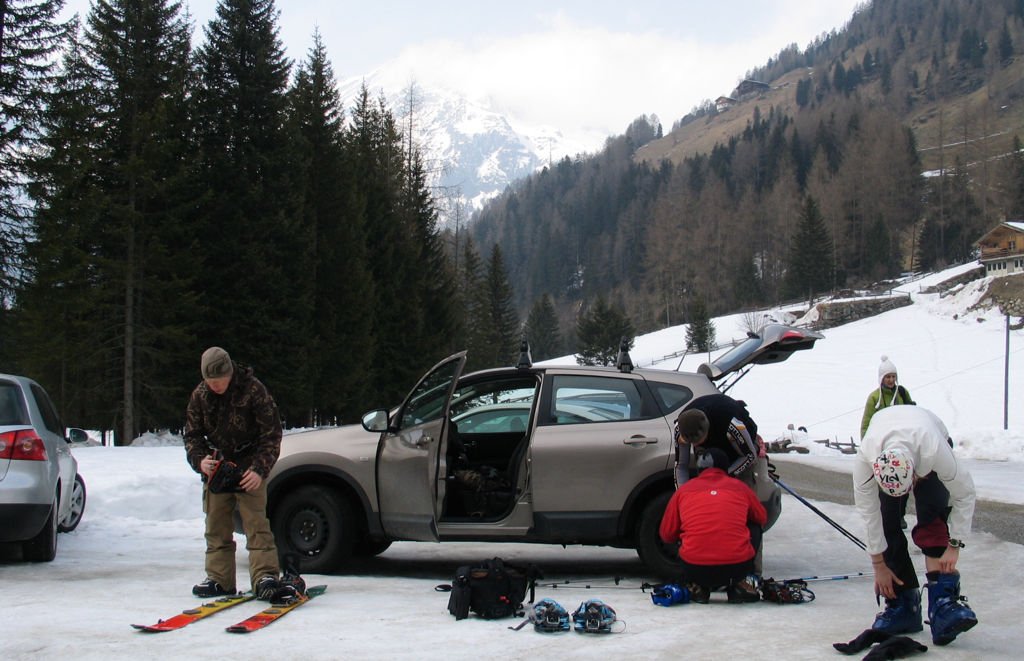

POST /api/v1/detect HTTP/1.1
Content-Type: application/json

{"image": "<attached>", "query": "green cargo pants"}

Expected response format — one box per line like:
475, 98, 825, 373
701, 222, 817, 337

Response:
202, 481, 279, 592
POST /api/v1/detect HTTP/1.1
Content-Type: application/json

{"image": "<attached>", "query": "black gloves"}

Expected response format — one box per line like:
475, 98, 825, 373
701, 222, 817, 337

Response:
834, 629, 928, 660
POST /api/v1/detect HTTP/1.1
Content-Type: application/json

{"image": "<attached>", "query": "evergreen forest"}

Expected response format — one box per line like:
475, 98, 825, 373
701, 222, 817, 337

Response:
2, 0, 1024, 442
472, 0, 1024, 334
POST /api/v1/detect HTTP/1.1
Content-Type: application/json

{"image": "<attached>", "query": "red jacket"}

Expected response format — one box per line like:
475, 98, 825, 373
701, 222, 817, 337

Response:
659, 468, 767, 566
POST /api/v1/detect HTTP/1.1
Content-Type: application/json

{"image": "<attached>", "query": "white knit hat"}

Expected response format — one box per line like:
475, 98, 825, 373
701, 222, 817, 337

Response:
878, 355, 898, 384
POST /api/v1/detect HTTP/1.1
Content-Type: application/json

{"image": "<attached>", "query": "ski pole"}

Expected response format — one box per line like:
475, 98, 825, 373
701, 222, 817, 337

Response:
786, 572, 867, 583
770, 474, 867, 551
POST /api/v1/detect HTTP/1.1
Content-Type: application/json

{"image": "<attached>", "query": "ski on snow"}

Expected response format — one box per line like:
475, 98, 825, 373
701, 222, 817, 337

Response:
225, 585, 327, 633
132, 592, 256, 632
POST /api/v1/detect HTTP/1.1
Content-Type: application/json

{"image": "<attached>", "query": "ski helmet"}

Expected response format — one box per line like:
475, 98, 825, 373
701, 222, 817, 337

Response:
872, 447, 914, 496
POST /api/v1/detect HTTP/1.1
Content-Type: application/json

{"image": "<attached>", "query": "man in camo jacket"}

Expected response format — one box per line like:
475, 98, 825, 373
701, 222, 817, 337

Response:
184, 346, 283, 600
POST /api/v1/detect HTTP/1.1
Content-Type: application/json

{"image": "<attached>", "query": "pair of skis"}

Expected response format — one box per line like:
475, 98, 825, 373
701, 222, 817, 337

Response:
132, 585, 326, 634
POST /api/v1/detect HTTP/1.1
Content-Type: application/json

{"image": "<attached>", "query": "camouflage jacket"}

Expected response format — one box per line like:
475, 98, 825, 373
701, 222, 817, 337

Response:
184, 363, 282, 479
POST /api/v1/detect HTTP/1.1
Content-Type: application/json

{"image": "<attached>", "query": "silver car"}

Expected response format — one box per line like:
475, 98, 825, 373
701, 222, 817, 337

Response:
0, 374, 87, 561
265, 324, 822, 578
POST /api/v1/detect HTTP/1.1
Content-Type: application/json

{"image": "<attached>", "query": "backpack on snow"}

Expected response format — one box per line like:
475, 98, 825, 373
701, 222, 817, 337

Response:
446, 557, 535, 620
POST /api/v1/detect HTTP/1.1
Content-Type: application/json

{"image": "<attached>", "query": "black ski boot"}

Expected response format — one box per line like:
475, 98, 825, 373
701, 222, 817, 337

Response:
271, 553, 307, 604
192, 578, 234, 598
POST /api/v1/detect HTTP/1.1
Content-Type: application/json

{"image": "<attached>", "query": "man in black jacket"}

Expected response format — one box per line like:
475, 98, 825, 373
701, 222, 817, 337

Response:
184, 347, 283, 600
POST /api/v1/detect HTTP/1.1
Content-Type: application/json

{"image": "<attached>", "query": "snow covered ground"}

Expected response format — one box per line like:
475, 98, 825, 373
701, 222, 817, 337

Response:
3, 262, 1022, 660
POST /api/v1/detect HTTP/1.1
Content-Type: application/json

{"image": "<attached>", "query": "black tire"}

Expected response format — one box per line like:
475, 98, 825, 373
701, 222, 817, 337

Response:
24, 493, 58, 562
58, 474, 87, 533
635, 491, 684, 581
271, 485, 355, 573
353, 538, 393, 557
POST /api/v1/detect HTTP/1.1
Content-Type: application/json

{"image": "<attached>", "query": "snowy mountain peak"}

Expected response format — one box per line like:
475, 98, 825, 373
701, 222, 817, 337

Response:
337, 72, 601, 224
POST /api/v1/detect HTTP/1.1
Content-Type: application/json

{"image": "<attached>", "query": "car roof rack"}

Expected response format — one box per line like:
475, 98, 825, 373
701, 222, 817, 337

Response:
615, 338, 633, 373
517, 338, 533, 369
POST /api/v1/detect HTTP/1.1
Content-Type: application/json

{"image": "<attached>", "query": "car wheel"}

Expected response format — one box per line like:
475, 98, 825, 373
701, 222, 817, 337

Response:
353, 539, 392, 557
635, 491, 684, 581
58, 474, 87, 532
23, 493, 58, 562
271, 485, 355, 573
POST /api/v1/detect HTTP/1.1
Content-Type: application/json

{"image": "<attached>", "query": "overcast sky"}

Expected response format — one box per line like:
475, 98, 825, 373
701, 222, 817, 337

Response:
60, 1, 865, 137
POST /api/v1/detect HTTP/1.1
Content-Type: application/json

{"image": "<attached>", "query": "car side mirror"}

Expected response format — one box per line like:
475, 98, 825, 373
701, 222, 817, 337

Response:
361, 409, 390, 433
66, 428, 89, 444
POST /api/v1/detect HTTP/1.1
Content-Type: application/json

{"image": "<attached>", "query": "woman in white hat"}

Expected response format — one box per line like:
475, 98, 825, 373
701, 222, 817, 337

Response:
860, 355, 915, 439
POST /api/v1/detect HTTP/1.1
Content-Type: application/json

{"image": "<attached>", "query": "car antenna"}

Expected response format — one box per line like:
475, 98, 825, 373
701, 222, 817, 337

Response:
615, 338, 633, 373
517, 337, 533, 369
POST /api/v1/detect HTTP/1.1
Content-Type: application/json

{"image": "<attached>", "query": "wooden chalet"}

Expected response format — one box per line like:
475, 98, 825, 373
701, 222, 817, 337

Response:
733, 79, 770, 98
975, 221, 1024, 275
715, 95, 736, 112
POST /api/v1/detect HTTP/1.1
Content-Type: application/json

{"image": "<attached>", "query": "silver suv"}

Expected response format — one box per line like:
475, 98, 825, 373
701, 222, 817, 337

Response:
1, 374, 88, 561
266, 324, 821, 578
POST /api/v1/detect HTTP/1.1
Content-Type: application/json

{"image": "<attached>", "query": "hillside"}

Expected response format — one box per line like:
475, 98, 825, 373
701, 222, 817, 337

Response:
637, 0, 1024, 175
470, 0, 1024, 331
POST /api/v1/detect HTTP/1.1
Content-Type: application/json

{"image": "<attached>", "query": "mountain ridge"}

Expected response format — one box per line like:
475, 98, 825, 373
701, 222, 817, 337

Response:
337, 73, 604, 221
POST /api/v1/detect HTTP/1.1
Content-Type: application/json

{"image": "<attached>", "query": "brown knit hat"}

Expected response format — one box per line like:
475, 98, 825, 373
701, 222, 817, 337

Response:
676, 409, 709, 444
201, 346, 234, 379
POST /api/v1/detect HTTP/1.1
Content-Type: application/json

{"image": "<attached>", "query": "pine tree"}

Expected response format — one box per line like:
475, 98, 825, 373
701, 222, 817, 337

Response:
26, 0, 197, 442
685, 297, 716, 352
575, 296, 635, 366
457, 237, 490, 370
192, 0, 311, 423
403, 149, 458, 362
732, 251, 763, 307
0, 0, 67, 301
288, 29, 373, 424
17, 21, 108, 423
345, 84, 428, 404
524, 293, 563, 361
479, 244, 519, 369
785, 195, 835, 302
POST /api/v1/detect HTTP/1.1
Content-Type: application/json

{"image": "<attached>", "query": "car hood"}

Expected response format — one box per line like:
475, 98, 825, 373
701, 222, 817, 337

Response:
278, 424, 381, 460
698, 324, 824, 380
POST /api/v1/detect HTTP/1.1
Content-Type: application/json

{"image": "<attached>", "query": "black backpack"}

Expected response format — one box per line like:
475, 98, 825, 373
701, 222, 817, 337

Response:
447, 558, 534, 620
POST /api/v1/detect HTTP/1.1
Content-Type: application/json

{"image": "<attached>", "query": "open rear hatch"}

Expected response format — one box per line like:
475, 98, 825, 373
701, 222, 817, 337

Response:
697, 324, 823, 381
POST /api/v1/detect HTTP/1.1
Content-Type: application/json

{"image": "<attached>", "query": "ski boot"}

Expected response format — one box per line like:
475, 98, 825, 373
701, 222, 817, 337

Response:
686, 583, 710, 604
651, 583, 691, 606
272, 571, 307, 604
727, 574, 762, 603
872, 587, 923, 634
926, 572, 977, 646
254, 574, 281, 601
192, 577, 234, 598
270, 553, 307, 604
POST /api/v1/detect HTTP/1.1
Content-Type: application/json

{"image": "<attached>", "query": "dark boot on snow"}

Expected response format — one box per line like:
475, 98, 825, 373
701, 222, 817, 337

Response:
192, 578, 234, 598
926, 571, 977, 646
872, 587, 923, 635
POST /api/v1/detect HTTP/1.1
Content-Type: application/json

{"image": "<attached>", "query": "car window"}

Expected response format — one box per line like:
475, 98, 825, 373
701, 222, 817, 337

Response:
398, 359, 463, 430
647, 381, 696, 415
0, 382, 29, 426
30, 383, 63, 435
546, 375, 646, 425
449, 378, 536, 435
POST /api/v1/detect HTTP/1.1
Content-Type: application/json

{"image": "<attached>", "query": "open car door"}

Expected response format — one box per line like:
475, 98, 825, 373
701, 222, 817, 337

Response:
376, 352, 467, 541
698, 324, 823, 381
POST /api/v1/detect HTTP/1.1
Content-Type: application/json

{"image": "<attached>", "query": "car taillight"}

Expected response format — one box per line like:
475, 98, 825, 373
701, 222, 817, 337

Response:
0, 429, 48, 461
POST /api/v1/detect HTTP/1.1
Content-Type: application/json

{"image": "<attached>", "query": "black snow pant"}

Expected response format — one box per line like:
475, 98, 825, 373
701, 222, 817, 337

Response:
880, 471, 951, 593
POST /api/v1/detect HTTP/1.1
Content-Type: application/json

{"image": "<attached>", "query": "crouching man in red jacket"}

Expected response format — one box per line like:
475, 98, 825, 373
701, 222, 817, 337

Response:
659, 447, 767, 603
